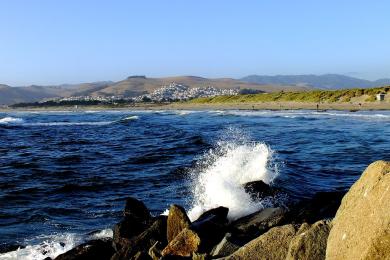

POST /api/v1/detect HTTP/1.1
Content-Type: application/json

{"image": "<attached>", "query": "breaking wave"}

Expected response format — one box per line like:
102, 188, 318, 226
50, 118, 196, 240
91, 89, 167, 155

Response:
120, 115, 139, 121
187, 129, 278, 221
0, 229, 112, 260
0, 117, 24, 125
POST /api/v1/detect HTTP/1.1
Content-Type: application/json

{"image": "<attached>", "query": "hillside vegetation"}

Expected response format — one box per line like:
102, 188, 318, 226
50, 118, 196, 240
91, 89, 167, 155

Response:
189, 86, 390, 104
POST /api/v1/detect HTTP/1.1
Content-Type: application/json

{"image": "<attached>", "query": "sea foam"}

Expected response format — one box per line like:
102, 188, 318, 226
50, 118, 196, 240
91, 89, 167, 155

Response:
0, 117, 24, 124
187, 130, 278, 221
0, 229, 112, 260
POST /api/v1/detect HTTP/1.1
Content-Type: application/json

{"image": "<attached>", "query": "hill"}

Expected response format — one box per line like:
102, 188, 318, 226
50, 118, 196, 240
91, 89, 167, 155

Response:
240, 74, 390, 89
189, 86, 390, 104
0, 76, 306, 105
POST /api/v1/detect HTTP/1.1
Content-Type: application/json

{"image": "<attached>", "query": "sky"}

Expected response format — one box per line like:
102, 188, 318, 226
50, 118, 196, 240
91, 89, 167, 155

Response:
0, 0, 389, 86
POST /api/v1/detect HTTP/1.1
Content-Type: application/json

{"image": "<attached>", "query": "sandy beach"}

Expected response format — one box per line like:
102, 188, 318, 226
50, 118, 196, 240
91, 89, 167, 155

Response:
1, 100, 390, 112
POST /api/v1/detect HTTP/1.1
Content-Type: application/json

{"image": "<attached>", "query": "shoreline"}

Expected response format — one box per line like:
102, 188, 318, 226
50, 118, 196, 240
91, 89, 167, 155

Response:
1, 101, 390, 112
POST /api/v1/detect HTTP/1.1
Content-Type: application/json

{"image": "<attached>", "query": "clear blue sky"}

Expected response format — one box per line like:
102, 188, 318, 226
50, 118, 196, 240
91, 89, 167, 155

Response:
0, 0, 389, 85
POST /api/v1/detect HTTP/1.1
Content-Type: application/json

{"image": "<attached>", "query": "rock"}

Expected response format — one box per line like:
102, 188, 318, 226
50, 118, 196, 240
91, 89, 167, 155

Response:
148, 241, 163, 260
162, 228, 201, 257
243, 180, 278, 200
54, 239, 114, 260
167, 204, 191, 243
286, 220, 331, 260
0, 244, 25, 254
326, 160, 390, 260
230, 207, 286, 239
113, 197, 152, 251
131, 251, 151, 260
124, 197, 151, 221
112, 216, 167, 259
223, 224, 299, 260
211, 233, 240, 257
191, 207, 229, 252
194, 206, 229, 224
283, 191, 345, 224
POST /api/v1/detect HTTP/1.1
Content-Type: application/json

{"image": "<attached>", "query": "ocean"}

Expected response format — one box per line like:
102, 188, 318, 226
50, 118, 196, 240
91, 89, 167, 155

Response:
0, 109, 389, 259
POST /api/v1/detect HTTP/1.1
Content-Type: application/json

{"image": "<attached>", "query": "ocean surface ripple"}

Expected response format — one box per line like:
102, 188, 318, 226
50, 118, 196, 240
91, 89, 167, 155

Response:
0, 109, 390, 259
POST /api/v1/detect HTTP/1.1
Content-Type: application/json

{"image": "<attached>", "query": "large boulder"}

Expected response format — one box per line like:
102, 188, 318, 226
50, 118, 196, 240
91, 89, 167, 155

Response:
326, 160, 390, 260
283, 191, 345, 224
191, 206, 229, 252
243, 180, 279, 200
112, 216, 167, 260
124, 197, 151, 221
230, 207, 286, 240
161, 228, 201, 257
286, 220, 331, 260
113, 197, 152, 251
55, 239, 114, 260
211, 233, 240, 257
167, 204, 191, 243
223, 224, 300, 259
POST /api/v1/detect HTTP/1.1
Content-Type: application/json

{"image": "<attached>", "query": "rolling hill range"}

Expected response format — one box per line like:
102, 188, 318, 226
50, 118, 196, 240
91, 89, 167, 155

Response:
240, 74, 390, 89
1, 74, 389, 105
0, 76, 306, 105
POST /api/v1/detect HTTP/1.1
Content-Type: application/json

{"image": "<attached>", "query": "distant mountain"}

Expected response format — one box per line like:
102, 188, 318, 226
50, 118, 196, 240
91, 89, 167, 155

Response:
240, 74, 390, 89
0, 76, 307, 105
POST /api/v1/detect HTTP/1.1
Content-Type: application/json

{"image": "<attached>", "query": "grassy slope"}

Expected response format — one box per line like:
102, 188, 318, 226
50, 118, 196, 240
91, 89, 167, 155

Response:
189, 86, 390, 104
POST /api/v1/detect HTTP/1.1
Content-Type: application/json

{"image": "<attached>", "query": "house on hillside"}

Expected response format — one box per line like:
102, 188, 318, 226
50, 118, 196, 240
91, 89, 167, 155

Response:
376, 93, 386, 101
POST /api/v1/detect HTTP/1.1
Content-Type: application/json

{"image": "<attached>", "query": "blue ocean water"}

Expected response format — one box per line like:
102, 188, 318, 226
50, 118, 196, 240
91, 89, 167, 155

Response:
0, 109, 389, 258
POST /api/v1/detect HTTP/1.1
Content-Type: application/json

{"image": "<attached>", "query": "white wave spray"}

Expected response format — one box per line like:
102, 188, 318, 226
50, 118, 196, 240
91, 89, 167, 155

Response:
0, 229, 112, 260
0, 117, 24, 124
187, 129, 278, 221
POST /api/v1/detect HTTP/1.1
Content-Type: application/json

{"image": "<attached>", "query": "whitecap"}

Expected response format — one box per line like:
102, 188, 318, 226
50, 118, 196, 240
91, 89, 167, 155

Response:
187, 129, 278, 221
0, 117, 24, 124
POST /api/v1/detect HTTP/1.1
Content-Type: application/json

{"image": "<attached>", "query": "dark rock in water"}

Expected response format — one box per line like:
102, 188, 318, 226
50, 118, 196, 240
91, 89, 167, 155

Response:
167, 204, 191, 243
161, 228, 201, 257
194, 206, 229, 224
124, 197, 151, 221
0, 243, 25, 254
283, 191, 345, 224
112, 216, 167, 260
210, 233, 240, 257
230, 207, 286, 240
191, 207, 229, 253
243, 180, 278, 200
113, 197, 153, 251
54, 238, 114, 260
113, 217, 150, 251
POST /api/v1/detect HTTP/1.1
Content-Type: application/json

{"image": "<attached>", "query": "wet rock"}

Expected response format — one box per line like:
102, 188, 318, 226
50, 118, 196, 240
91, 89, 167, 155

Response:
223, 224, 299, 260
0, 243, 25, 254
113, 197, 152, 251
194, 206, 229, 224
243, 180, 278, 200
162, 228, 201, 257
326, 160, 390, 260
286, 220, 331, 260
167, 204, 191, 243
210, 233, 240, 257
124, 197, 151, 220
112, 216, 167, 260
283, 191, 345, 224
230, 207, 286, 239
191, 207, 229, 252
55, 238, 114, 260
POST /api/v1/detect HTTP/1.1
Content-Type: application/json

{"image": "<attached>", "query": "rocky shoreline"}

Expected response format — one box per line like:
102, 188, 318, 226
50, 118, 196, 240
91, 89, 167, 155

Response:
50, 161, 389, 259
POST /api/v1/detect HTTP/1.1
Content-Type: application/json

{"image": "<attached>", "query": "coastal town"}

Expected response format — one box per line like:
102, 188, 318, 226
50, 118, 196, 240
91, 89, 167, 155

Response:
33, 83, 239, 105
